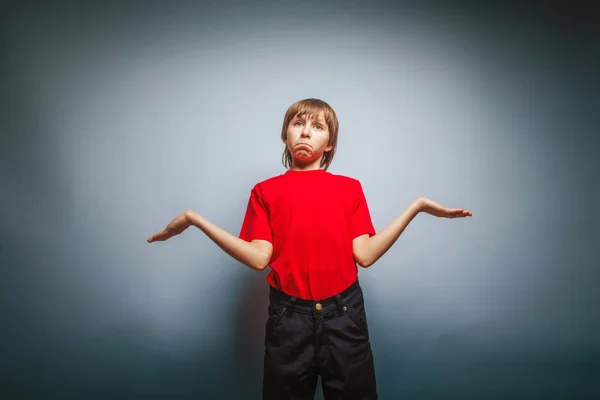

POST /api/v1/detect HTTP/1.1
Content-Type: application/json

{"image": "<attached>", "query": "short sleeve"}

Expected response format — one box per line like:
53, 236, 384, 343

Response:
239, 184, 273, 243
351, 181, 376, 239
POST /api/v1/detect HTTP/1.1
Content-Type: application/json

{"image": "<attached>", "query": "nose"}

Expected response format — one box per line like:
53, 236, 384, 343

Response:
301, 124, 310, 137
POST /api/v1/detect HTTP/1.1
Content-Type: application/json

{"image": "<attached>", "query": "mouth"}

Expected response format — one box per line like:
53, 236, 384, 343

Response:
296, 143, 312, 148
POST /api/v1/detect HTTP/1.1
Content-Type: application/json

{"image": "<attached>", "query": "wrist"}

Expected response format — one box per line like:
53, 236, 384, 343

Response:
412, 198, 425, 214
184, 210, 198, 224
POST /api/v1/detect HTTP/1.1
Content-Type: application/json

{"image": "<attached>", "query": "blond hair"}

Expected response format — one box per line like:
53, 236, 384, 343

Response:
280, 98, 339, 171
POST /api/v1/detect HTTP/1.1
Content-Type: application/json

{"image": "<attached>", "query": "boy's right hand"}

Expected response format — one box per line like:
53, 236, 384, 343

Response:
147, 211, 192, 243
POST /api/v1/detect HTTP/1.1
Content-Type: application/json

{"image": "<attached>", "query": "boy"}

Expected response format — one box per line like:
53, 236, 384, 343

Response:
147, 98, 472, 399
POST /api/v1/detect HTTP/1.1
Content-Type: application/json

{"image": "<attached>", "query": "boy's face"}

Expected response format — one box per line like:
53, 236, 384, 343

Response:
284, 111, 333, 168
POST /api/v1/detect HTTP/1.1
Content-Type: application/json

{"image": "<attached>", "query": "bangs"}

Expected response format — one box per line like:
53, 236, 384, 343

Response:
287, 99, 334, 127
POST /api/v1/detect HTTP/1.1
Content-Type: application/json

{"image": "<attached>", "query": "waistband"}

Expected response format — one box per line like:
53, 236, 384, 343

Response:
268, 279, 362, 313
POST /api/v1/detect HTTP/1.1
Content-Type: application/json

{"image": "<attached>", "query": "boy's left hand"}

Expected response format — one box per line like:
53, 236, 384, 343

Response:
417, 197, 472, 218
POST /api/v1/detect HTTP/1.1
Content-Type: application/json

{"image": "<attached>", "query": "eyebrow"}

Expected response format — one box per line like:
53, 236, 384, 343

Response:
294, 115, 326, 124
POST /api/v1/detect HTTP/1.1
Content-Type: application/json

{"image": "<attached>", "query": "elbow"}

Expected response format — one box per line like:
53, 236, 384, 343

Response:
254, 263, 269, 271
355, 255, 373, 269
248, 260, 267, 271
246, 239, 273, 271
252, 255, 271, 271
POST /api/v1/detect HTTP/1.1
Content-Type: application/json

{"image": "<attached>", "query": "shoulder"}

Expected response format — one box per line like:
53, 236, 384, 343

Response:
247, 172, 287, 195
254, 173, 287, 187
326, 172, 364, 188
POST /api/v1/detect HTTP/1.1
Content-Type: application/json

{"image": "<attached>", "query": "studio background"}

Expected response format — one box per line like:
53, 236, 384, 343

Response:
1, 1, 598, 398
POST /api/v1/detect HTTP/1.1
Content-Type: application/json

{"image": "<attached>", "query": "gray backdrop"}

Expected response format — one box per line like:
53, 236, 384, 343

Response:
1, 1, 598, 398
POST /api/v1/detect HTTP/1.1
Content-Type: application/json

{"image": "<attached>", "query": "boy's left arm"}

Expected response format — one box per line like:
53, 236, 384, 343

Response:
353, 197, 472, 268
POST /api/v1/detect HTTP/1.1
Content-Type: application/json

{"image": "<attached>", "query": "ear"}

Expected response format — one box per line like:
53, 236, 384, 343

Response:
324, 145, 333, 152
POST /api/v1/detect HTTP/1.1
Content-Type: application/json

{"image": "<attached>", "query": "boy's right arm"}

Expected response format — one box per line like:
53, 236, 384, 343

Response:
184, 210, 273, 271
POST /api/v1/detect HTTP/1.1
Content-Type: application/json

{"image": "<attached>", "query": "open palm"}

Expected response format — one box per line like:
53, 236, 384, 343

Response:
419, 198, 472, 218
147, 212, 191, 243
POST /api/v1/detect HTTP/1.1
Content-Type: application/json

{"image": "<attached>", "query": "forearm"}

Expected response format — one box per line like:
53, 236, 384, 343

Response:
360, 198, 423, 267
184, 210, 269, 271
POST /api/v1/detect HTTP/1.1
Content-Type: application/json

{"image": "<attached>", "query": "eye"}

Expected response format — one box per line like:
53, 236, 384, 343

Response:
315, 124, 323, 130
294, 121, 303, 126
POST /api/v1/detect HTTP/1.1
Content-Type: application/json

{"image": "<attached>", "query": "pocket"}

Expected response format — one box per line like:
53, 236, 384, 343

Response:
344, 294, 369, 337
266, 303, 288, 335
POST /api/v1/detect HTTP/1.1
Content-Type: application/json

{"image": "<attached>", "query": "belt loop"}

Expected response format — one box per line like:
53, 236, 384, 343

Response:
334, 294, 343, 314
289, 297, 296, 316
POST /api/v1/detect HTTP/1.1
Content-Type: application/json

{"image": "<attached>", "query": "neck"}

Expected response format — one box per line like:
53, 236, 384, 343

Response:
290, 158, 324, 171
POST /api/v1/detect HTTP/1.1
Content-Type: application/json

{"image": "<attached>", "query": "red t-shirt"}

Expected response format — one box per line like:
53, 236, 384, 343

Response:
239, 169, 376, 300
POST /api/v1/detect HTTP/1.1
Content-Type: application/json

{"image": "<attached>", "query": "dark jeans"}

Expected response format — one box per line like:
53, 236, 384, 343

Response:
263, 279, 378, 400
